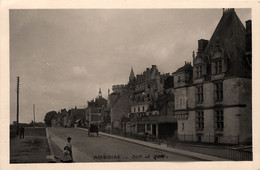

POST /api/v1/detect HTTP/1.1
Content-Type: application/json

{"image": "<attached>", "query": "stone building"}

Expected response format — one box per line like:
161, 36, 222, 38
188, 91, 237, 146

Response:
109, 87, 133, 129
133, 65, 164, 103
109, 66, 177, 138
125, 66, 177, 138
60, 109, 71, 127
69, 107, 86, 127
86, 88, 108, 128
108, 9, 251, 143
173, 9, 252, 144
112, 84, 128, 94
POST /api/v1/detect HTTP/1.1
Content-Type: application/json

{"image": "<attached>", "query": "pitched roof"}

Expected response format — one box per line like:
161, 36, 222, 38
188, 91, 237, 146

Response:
204, 9, 251, 78
88, 97, 107, 108
70, 108, 85, 115
174, 62, 193, 73
205, 9, 246, 51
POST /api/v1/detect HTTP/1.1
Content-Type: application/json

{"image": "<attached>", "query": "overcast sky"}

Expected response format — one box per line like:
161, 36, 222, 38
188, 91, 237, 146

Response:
10, 9, 251, 123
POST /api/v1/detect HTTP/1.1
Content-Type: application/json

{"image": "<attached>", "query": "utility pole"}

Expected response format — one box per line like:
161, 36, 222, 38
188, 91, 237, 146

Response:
33, 104, 35, 125
16, 76, 20, 135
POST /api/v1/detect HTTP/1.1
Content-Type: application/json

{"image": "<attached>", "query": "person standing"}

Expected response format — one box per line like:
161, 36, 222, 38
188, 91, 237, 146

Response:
19, 127, 24, 139
62, 146, 72, 163
66, 137, 73, 161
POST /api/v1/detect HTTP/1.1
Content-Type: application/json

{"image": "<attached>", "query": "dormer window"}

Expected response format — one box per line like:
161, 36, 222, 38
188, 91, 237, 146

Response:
214, 59, 222, 74
196, 65, 202, 78
212, 51, 223, 75
178, 76, 181, 82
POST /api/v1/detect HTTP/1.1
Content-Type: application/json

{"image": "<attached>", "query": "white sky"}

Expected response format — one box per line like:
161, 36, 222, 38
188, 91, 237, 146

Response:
9, 9, 251, 123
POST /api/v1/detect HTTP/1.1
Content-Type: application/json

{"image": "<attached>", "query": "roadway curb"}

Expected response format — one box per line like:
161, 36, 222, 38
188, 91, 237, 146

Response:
46, 128, 54, 155
78, 128, 229, 161
47, 128, 96, 162
45, 128, 57, 162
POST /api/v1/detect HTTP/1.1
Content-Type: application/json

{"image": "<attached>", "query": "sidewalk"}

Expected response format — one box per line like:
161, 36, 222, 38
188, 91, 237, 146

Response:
46, 128, 94, 162
78, 128, 229, 161
10, 135, 50, 163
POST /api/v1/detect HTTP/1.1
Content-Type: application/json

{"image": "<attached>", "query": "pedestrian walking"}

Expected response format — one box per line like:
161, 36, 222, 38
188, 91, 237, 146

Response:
19, 127, 24, 139
66, 137, 73, 161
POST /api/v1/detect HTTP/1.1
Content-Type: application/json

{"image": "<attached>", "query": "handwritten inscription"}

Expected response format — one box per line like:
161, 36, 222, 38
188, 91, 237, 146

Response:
93, 154, 168, 160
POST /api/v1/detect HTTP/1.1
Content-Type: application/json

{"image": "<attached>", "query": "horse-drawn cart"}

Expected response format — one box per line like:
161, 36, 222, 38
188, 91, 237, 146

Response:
88, 124, 99, 137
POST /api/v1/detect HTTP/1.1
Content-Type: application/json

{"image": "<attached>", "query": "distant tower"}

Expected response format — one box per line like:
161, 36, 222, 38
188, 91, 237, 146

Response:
98, 88, 102, 98
129, 66, 135, 82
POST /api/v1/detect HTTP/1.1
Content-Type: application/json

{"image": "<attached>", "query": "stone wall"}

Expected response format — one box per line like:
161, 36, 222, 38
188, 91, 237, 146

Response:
110, 94, 131, 128
177, 77, 251, 144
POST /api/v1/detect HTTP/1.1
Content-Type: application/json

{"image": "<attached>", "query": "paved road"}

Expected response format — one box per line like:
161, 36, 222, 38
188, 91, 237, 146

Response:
48, 127, 200, 162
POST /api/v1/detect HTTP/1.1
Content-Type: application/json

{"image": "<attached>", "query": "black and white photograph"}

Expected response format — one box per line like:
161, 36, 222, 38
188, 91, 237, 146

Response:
1, 0, 260, 170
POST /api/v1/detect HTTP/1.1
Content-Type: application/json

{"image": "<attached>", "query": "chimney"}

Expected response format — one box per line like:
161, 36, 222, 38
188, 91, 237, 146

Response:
223, 8, 235, 15
198, 39, 208, 53
246, 20, 252, 34
152, 65, 156, 69
245, 20, 252, 62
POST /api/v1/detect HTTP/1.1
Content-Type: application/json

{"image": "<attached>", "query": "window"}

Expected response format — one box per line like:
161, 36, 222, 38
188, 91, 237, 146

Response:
196, 65, 202, 78
98, 108, 102, 113
147, 124, 151, 131
214, 59, 222, 74
196, 111, 204, 131
197, 135, 202, 142
215, 109, 224, 131
137, 124, 145, 133
138, 107, 140, 112
182, 123, 184, 130
215, 82, 223, 102
196, 86, 203, 104
142, 106, 145, 111
214, 136, 219, 143
91, 115, 99, 121
134, 107, 136, 113
178, 76, 181, 82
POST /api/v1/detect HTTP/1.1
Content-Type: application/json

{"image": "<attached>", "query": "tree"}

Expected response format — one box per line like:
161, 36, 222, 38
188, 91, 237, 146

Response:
44, 111, 57, 126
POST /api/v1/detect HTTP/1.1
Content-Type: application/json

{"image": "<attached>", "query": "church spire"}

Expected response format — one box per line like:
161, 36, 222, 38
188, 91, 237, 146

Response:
129, 66, 135, 81
98, 88, 102, 98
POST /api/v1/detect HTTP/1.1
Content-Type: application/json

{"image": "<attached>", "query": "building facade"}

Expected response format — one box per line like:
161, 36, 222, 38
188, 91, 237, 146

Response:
86, 88, 108, 128
107, 9, 251, 144
124, 66, 177, 138
174, 9, 252, 144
